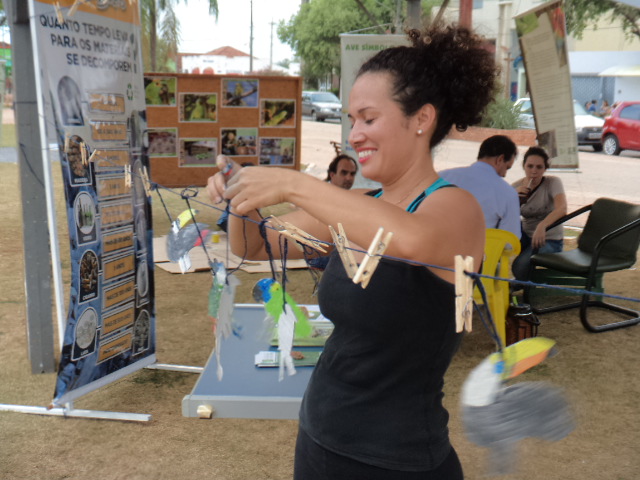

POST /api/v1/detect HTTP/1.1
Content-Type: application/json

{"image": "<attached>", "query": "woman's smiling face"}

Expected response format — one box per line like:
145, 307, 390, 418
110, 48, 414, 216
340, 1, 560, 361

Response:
347, 72, 419, 183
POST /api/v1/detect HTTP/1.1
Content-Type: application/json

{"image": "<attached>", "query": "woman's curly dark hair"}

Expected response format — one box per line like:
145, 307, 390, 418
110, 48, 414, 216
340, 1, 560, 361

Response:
357, 23, 499, 148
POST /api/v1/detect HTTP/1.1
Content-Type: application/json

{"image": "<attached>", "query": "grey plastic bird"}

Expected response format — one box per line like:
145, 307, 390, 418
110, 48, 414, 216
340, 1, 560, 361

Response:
166, 223, 210, 262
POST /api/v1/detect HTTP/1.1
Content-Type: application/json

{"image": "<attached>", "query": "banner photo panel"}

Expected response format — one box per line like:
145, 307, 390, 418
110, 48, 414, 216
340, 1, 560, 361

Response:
30, 0, 156, 406
515, 1, 579, 168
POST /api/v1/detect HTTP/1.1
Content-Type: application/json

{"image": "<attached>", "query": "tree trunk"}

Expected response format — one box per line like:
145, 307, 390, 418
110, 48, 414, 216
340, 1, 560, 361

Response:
150, 3, 157, 72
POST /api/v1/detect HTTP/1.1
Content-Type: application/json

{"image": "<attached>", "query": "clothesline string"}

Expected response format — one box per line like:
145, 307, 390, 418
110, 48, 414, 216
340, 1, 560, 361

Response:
12, 111, 640, 306
149, 181, 640, 306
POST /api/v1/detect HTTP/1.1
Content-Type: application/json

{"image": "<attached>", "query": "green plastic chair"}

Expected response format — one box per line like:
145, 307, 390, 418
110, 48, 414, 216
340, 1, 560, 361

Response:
524, 198, 640, 333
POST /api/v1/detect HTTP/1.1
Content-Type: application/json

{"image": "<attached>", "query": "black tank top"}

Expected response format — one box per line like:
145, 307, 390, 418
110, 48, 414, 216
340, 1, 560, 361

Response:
299, 179, 462, 471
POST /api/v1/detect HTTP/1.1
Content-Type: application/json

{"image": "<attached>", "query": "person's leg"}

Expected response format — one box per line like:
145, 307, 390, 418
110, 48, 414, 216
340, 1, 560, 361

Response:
512, 238, 563, 281
293, 427, 327, 480
512, 245, 533, 281
295, 426, 463, 480
537, 239, 563, 254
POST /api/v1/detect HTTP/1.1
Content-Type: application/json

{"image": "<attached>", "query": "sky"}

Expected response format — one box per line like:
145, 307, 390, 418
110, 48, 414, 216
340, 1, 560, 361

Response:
174, 0, 303, 66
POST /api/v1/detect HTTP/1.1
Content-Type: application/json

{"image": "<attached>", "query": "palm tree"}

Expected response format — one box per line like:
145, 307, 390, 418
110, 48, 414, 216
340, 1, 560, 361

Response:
141, 0, 219, 72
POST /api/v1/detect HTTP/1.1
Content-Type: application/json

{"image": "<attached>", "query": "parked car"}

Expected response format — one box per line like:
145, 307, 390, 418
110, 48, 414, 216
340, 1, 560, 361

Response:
301, 91, 342, 121
514, 98, 604, 151
602, 101, 640, 156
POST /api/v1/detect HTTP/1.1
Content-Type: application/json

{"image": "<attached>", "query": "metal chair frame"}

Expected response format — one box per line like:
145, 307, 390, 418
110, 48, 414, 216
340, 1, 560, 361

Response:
524, 200, 640, 333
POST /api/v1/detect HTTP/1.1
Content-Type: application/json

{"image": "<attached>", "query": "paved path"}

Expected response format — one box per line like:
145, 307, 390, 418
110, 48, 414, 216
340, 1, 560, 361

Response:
300, 119, 640, 227
4, 110, 639, 226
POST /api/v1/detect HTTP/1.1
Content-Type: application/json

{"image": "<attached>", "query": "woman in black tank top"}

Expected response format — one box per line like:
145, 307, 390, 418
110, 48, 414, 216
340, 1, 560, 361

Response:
207, 23, 499, 480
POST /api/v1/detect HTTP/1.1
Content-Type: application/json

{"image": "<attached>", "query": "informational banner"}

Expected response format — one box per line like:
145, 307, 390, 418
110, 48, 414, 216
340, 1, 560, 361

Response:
515, 1, 578, 168
29, 0, 155, 406
339, 34, 407, 168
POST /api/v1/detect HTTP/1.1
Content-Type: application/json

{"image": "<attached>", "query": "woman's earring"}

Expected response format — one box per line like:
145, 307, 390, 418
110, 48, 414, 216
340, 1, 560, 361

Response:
417, 129, 423, 135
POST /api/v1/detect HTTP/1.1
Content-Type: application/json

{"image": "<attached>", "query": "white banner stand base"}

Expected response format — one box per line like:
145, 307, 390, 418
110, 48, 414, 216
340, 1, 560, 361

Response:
146, 363, 204, 374
0, 402, 151, 422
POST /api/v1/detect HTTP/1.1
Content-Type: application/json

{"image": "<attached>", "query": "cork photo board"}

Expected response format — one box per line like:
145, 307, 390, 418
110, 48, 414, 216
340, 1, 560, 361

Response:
145, 73, 302, 187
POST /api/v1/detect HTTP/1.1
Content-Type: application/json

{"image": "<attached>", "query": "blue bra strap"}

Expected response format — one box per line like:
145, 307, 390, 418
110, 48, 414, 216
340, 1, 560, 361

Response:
405, 178, 452, 213
370, 178, 453, 212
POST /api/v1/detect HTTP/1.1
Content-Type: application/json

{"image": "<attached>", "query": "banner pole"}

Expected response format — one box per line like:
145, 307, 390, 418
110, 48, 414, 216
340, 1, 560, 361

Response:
27, 0, 67, 351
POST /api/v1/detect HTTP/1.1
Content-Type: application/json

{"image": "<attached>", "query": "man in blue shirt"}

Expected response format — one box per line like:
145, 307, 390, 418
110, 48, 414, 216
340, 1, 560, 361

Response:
440, 135, 521, 239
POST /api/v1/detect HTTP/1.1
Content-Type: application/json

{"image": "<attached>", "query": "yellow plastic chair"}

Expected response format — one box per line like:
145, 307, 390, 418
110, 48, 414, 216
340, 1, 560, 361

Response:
473, 229, 521, 345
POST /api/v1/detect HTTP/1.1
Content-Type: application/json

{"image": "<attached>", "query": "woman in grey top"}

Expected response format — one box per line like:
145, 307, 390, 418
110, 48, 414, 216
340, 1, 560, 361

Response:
511, 146, 567, 280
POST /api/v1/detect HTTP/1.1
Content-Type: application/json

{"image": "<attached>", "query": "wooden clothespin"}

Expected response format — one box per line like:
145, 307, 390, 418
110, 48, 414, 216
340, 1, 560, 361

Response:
140, 166, 152, 197
88, 149, 98, 164
454, 255, 474, 333
268, 216, 327, 253
54, 2, 65, 24
80, 142, 88, 166
124, 164, 132, 188
68, 0, 81, 17
328, 223, 357, 279
353, 227, 393, 289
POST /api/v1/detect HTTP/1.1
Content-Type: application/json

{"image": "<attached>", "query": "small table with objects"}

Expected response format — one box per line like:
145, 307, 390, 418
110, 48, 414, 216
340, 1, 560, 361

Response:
182, 304, 328, 419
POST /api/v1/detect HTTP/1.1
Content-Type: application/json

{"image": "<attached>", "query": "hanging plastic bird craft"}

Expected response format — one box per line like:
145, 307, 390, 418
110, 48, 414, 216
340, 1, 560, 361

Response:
254, 278, 312, 380
208, 260, 240, 381
165, 222, 213, 274
460, 337, 575, 475
175, 208, 199, 229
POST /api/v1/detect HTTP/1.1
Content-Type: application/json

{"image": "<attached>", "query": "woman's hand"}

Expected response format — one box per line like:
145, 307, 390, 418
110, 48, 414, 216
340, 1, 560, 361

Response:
225, 166, 298, 215
532, 223, 547, 249
206, 155, 240, 204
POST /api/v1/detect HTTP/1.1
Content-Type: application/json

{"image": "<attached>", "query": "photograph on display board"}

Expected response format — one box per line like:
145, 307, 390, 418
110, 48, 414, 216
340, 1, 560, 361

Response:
144, 76, 177, 106
57, 75, 85, 126
260, 99, 296, 128
64, 135, 92, 186
147, 128, 177, 157
179, 93, 218, 122
73, 192, 97, 245
259, 137, 295, 166
221, 128, 258, 156
222, 78, 259, 107
179, 138, 218, 167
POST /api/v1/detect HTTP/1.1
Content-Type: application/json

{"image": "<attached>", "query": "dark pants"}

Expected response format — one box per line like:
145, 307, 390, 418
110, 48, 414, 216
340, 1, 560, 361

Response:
293, 427, 463, 480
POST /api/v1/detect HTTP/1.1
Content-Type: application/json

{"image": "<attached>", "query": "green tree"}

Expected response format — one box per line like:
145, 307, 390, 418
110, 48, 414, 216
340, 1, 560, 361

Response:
141, 0, 219, 72
565, 0, 640, 42
277, 0, 397, 85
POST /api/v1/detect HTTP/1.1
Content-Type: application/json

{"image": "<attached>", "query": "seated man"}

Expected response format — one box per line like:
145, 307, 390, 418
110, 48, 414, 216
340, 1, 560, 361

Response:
325, 154, 357, 190
307, 154, 358, 270
439, 135, 521, 240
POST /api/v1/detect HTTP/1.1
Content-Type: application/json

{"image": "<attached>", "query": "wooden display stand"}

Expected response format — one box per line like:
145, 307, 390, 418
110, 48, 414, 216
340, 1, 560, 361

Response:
145, 73, 302, 187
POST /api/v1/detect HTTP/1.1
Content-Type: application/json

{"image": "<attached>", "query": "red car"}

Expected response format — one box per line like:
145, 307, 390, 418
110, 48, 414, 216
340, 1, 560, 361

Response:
602, 101, 640, 155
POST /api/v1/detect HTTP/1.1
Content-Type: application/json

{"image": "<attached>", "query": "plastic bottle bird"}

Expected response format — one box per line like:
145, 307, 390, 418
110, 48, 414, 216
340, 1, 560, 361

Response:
253, 278, 312, 380
175, 208, 198, 229
165, 222, 211, 263
208, 260, 240, 381
460, 337, 575, 475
